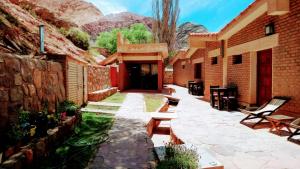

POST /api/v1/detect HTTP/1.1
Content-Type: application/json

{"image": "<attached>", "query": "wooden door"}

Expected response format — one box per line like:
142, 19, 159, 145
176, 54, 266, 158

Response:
257, 49, 272, 106
67, 61, 84, 105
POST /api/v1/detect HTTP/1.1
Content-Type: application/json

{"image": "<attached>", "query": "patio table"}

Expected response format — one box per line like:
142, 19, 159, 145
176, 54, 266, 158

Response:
210, 87, 228, 110
189, 82, 203, 96
266, 115, 295, 135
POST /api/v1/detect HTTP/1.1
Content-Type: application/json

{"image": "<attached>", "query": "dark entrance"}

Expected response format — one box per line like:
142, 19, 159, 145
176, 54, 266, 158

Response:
257, 49, 272, 106
127, 63, 158, 90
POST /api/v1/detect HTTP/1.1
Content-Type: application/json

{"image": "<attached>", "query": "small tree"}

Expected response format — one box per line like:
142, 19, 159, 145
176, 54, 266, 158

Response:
96, 23, 152, 54
152, 0, 180, 52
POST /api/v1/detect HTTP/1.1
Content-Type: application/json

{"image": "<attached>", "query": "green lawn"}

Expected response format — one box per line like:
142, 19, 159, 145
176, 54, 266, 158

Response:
144, 94, 164, 112
103, 92, 127, 103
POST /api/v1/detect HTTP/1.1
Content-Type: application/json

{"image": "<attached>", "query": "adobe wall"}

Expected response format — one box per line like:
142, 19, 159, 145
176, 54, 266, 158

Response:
0, 53, 65, 129
227, 0, 300, 114
87, 65, 111, 94
164, 70, 173, 84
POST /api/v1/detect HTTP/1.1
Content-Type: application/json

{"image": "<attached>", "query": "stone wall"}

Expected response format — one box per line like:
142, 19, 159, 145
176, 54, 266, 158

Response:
0, 53, 65, 129
87, 65, 111, 94
163, 70, 173, 84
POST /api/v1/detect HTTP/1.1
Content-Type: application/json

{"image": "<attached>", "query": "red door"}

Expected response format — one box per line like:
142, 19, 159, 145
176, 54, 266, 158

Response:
257, 49, 272, 106
110, 66, 118, 87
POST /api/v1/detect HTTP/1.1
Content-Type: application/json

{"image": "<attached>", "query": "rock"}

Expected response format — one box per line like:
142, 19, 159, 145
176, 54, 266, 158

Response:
14, 73, 22, 85
49, 62, 62, 73
4, 57, 21, 73
33, 70, 42, 89
49, 73, 58, 86
0, 73, 13, 88
22, 84, 29, 96
176, 22, 208, 50
0, 89, 9, 101
10, 86, 23, 102
28, 84, 36, 97
0, 102, 8, 128
21, 64, 33, 83
23, 97, 33, 110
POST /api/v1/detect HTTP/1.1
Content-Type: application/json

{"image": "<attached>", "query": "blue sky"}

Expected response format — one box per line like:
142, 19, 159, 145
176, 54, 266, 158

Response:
86, 0, 254, 32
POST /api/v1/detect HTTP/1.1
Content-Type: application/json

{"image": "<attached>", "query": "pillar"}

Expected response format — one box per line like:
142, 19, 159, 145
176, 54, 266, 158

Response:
158, 60, 163, 91
118, 62, 125, 91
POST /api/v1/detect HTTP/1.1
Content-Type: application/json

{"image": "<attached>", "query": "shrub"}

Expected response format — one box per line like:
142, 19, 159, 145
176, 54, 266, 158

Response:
157, 143, 199, 169
61, 27, 90, 50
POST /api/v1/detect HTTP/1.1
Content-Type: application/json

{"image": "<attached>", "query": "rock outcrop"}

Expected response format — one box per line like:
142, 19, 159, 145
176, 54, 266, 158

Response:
83, 12, 153, 38
176, 22, 208, 49
0, 0, 95, 63
10, 0, 103, 27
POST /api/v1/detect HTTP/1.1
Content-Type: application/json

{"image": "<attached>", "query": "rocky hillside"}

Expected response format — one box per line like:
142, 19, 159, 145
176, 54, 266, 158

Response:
0, 0, 95, 63
83, 12, 153, 39
10, 0, 103, 27
176, 22, 208, 49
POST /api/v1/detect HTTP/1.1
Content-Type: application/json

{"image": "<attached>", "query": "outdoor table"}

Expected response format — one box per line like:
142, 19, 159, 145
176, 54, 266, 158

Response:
266, 115, 295, 135
210, 87, 228, 110
189, 82, 202, 96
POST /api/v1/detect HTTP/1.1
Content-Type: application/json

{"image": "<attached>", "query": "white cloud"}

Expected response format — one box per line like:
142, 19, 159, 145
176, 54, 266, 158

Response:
86, 0, 128, 15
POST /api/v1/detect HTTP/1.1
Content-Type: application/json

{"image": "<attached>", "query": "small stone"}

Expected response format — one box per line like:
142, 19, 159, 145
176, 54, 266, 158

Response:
0, 102, 8, 128
21, 64, 33, 83
33, 70, 42, 89
22, 84, 29, 96
23, 97, 33, 110
28, 84, 36, 97
0, 89, 9, 101
4, 56, 21, 73
10, 86, 23, 102
14, 73, 22, 85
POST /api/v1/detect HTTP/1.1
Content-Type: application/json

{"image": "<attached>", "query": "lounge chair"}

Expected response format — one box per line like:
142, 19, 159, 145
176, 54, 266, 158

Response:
288, 118, 300, 141
163, 95, 180, 106
240, 96, 290, 128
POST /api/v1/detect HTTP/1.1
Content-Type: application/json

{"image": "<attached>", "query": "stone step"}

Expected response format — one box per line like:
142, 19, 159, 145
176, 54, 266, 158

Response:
86, 104, 120, 111
88, 101, 122, 107
80, 108, 116, 115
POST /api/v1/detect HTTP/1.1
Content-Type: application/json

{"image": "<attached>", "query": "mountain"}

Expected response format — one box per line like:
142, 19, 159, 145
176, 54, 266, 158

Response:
0, 0, 95, 63
83, 12, 153, 39
10, 0, 103, 27
176, 22, 208, 49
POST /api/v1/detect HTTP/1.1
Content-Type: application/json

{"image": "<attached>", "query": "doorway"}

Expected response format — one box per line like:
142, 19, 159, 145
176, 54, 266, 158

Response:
257, 49, 272, 106
127, 63, 158, 90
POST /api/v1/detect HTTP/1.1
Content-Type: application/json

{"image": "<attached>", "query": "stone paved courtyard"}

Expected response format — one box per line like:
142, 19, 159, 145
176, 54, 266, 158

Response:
169, 85, 300, 169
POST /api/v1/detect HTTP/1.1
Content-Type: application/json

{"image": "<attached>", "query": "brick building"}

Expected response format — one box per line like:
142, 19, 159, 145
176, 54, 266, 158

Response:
102, 33, 168, 92
172, 0, 300, 115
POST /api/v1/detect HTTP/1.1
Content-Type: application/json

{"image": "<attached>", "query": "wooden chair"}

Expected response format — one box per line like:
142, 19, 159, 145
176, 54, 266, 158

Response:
222, 86, 238, 111
188, 80, 194, 94
210, 85, 219, 107
240, 96, 291, 128
288, 118, 300, 141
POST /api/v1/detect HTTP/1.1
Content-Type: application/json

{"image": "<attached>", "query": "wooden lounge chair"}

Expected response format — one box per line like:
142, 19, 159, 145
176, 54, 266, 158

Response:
240, 96, 290, 128
163, 95, 180, 106
288, 118, 300, 141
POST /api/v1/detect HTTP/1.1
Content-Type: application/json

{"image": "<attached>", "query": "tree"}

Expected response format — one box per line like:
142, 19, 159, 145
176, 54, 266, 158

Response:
60, 27, 90, 50
96, 23, 152, 54
152, 0, 180, 52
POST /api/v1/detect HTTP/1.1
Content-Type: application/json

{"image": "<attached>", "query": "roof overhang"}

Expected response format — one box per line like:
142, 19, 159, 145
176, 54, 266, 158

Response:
169, 50, 187, 65
117, 43, 168, 59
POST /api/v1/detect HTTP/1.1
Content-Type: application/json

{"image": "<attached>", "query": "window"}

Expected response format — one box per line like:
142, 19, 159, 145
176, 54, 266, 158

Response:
211, 57, 218, 65
233, 55, 243, 64
194, 63, 202, 79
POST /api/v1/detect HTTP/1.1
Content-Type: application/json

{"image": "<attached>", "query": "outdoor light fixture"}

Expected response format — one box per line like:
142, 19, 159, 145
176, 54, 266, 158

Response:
39, 24, 45, 54
265, 23, 275, 36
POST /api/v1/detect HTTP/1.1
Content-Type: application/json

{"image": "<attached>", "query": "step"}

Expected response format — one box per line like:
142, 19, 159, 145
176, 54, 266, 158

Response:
88, 101, 122, 107
80, 108, 116, 115
85, 104, 120, 111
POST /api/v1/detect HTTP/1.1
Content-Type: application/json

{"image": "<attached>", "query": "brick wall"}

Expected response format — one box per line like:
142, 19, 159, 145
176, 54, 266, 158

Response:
227, 53, 250, 104
173, 49, 205, 87
87, 65, 111, 94
227, 0, 300, 114
203, 42, 223, 101
0, 53, 66, 130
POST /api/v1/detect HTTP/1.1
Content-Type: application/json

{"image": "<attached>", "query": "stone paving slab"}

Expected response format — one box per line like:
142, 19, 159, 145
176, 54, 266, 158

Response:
80, 108, 117, 115
168, 85, 300, 169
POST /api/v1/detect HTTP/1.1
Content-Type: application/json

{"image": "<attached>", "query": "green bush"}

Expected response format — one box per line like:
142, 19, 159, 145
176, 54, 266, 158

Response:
60, 27, 90, 50
96, 23, 153, 54
157, 143, 199, 169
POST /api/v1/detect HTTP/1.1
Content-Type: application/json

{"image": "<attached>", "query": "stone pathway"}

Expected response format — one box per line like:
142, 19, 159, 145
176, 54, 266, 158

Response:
169, 85, 300, 169
89, 93, 155, 169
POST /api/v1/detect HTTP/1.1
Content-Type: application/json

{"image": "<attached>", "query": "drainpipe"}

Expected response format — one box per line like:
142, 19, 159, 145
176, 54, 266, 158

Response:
39, 24, 45, 54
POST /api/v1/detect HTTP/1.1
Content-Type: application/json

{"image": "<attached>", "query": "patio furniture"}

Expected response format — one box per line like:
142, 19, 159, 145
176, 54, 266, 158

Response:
240, 96, 291, 128
210, 85, 220, 107
192, 80, 204, 96
222, 86, 238, 111
210, 86, 230, 110
266, 115, 295, 135
188, 80, 195, 94
288, 118, 300, 141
